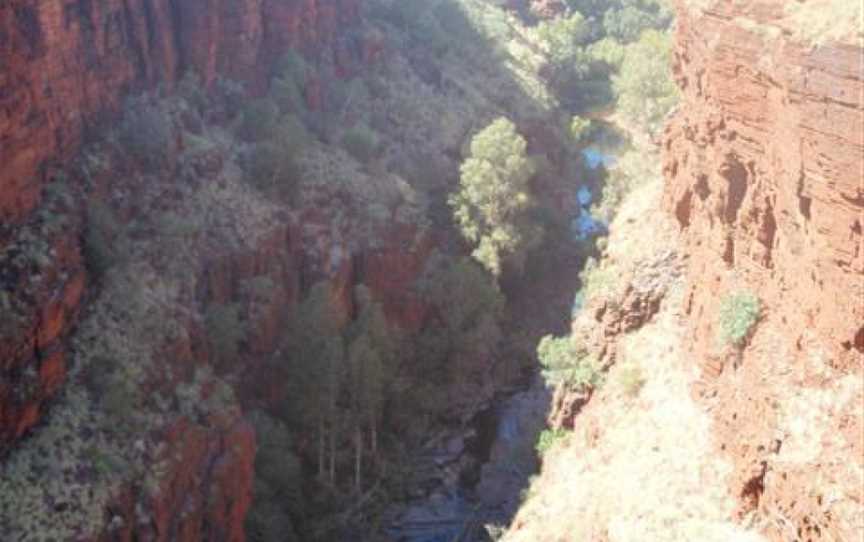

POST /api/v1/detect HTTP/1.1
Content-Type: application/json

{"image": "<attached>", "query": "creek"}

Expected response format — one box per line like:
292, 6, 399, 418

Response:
384, 141, 622, 542
383, 379, 551, 541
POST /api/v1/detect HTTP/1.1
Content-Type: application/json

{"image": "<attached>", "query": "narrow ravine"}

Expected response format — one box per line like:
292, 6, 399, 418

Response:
383, 131, 628, 542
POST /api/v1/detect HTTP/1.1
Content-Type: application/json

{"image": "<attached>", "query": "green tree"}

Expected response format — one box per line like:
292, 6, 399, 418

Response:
449, 118, 540, 276
341, 123, 381, 164
117, 97, 173, 171
613, 29, 678, 133
238, 98, 281, 142
345, 286, 397, 490
414, 254, 505, 414
569, 115, 593, 143
603, 0, 673, 43
270, 50, 308, 115
246, 411, 303, 542
246, 115, 308, 195
280, 282, 346, 484
204, 303, 246, 366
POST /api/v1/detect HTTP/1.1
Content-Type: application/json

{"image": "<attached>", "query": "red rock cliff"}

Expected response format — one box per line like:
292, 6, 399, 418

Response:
663, 1, 863, 539
0, 2, 362, 540
0, 0, 360, 226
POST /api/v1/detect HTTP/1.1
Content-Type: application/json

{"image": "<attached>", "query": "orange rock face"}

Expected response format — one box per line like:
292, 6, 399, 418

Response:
663, 1, 863, 539
0, 0, 360, 225
93, 416, 256, 542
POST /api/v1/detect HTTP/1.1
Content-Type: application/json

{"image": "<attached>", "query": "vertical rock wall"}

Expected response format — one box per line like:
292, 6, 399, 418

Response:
663, 1, 863, 539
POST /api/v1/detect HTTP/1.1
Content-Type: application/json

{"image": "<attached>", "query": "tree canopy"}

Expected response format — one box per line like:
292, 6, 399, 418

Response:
449, 118, 540, 276
613, 29, 679, 133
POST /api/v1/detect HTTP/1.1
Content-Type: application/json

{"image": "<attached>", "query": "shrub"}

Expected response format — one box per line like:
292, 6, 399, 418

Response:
618, 364, 645, 397
118, 98, 173, 170
537, 335, 603, 390
237, 98, 281, 142
535, 428, 569, 455
718, 291, 761, 346
578, 257, 619, 302
341, 123, 381, 164
204, 303, 247, 365
84, 202, 128, 279
570, 115, 593, 143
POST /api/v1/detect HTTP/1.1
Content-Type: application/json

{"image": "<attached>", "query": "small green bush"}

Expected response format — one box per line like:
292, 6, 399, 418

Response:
84, 202, 128, 279
238, 98, 281, 142
204, 303, 247, 365
535, 428, 569, 455
245, 115, 308, 195
537, 335, 603, 390
719, 291, 761, 346
618, 364, 645, 397
341, 123, 381, 164
118, 98, 173, 170
570, 115, 593, 143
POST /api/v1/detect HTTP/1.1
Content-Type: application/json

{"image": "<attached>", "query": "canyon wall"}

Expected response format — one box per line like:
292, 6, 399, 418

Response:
0, 0, 360, 227
663, 0, 863, 539
0, 1, 366, 540
0, 0, 366, 446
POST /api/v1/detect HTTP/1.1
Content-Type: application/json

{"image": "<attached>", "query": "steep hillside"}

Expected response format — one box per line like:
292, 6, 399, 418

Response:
503, 1, 863, 541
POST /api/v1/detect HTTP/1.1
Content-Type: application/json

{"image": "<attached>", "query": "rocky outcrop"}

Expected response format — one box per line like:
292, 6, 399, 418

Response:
95, 415, 256, 542
0, 0, 361, 226
0, 187, 87, 451
663, 1, 863, 539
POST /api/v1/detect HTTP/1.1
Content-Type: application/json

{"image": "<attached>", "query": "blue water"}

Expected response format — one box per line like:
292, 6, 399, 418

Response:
570, 185, 607, 242
582, 147, 617, 169
571, 146, 617, 242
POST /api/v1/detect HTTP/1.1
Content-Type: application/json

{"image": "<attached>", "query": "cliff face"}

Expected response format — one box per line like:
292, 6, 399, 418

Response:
0, 0, 365, 444
664, 0, 863, 539
0, 0, 360, 226
0, 2, 365, 540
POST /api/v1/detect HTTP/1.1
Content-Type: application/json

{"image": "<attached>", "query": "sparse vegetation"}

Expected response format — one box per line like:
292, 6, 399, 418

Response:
785, 0, 864, 47
535, 428, 569, 455
618, 363, 645, 397
718, 291, 761, 347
